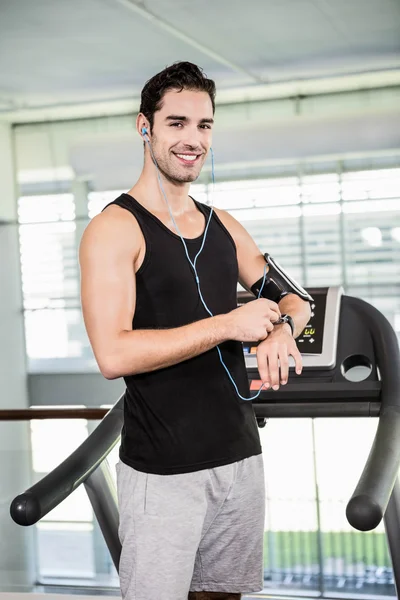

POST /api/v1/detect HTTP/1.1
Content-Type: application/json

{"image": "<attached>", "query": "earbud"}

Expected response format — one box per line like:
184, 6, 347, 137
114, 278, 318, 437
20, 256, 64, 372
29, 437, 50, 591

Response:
141, 127, 148, 137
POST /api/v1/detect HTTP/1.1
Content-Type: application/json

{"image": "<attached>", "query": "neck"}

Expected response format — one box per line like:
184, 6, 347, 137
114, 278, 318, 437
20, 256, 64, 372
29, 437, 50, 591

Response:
129, 158, 192, 215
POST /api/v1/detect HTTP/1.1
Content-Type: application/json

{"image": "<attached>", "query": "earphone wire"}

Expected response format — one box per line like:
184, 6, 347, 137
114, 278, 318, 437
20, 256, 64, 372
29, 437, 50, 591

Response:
144, 132, 268, 401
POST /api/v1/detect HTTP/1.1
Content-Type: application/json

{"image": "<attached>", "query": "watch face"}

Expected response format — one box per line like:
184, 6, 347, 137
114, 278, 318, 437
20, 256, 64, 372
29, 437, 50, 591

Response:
278, 314, 294, 335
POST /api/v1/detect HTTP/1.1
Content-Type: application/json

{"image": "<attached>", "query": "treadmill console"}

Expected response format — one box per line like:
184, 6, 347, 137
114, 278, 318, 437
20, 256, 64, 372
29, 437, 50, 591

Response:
293, 289, 326, 354
239, 286, 342, 370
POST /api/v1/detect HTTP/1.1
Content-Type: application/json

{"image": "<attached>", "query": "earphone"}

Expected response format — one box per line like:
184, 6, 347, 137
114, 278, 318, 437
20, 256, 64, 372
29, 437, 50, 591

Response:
140, 125, 268, 401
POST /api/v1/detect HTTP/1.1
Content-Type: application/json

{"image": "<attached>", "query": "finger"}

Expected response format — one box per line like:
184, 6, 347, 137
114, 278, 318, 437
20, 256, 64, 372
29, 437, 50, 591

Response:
259, 329, 269, 341
269, 309, 281, 322
268, 300, 280, 315
291, 345, 303, 375
258, 298, 280, 317
267, 347, 280, 390
256, 348, 270, 388
265, 321, 274, 333
278, 347, 289, 384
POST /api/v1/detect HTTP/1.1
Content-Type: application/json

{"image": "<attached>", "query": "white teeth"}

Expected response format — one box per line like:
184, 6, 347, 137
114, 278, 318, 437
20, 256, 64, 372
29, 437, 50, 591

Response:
176, 154, 197, 161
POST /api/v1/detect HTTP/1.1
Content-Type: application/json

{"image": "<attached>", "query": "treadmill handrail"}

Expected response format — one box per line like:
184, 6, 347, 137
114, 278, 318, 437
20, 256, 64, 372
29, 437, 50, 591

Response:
10, 396, 124, 526
346, 296, 400, 531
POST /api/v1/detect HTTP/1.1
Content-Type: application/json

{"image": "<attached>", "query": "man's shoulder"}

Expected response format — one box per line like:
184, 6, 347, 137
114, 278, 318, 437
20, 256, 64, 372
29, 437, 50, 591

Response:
212, 206, 242, 238
81, 203, 142, 255
98, 201, 141, 231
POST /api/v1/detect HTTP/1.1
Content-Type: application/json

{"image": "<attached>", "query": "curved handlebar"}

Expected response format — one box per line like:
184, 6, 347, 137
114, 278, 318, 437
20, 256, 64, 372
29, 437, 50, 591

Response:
10, 397, 124, 526
346, 297, 400, 531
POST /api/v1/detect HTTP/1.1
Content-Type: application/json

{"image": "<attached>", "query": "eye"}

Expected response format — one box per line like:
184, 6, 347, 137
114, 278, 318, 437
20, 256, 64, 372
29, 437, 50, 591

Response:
170, 122, 183, 128
200, 124, 212, 130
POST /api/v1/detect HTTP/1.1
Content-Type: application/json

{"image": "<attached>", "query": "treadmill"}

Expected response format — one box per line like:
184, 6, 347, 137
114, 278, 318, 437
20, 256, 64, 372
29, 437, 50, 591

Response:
10, 287, 400, 596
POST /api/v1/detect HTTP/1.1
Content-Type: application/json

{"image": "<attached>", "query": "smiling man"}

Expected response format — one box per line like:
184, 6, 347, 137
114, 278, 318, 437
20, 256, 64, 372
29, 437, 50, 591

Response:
79, 62, 310, 600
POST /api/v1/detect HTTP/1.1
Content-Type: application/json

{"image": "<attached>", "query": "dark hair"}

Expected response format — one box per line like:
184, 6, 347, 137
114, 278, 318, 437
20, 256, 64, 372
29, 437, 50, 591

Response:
139, 61, 216, 132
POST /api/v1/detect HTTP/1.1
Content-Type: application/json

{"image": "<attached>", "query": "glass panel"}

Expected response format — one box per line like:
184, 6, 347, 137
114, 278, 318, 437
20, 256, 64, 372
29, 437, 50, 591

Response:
0, 421, 37, 593
240, 216, 304, 284
259, 419, 396, 597
211, 178, 301, 210
314, 419, 394, 595
30, 417, 89, 474
230, 205, 302, 221
24, 308, 97, 370
344, 210, 400, 286
341, 169, 400, 201
18, 194, 75, 224
0, 418, 121, 591
301, 173, 340, 204
36, 522, 95, 579
261, 420, 319, 593
19, 221, 79, 309
87, 190, 125, 219
304, 213, 343, 286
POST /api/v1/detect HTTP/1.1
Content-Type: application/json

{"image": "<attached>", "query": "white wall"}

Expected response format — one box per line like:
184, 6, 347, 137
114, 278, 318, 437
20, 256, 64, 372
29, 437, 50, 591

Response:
0, 124, 35, 589
13, 86, 400, 191
0, 123, 18, 221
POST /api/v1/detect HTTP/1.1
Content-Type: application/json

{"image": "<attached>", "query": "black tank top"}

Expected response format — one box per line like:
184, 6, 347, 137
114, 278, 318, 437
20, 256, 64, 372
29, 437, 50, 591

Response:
103, 193, 261, 474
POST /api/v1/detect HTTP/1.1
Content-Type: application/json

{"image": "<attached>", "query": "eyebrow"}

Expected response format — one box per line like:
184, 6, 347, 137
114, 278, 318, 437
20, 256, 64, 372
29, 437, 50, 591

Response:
165, 115, 214, 125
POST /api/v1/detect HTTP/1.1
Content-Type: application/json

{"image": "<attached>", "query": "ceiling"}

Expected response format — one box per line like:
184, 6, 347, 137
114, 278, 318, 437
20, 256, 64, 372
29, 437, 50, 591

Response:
1, 0, 400, 114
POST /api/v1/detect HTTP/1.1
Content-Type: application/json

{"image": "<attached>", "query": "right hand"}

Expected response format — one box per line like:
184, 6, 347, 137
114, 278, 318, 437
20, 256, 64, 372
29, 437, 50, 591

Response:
227, 298, 281, 342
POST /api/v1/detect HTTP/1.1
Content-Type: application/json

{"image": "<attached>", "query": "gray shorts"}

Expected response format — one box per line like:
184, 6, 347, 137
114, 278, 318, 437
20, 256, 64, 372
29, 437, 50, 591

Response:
116, 454, 265, 600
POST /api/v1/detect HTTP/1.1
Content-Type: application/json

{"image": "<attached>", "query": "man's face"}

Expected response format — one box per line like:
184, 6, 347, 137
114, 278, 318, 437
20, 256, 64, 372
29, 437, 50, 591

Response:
147, 89, 214, 184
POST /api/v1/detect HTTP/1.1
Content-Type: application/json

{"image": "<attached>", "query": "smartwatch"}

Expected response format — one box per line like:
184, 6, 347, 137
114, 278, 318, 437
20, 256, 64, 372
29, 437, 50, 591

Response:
275, 314, 294, 336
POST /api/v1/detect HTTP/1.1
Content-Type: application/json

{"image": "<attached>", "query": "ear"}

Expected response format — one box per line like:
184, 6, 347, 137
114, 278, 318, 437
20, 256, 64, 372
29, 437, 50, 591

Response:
136, 113, 149, 140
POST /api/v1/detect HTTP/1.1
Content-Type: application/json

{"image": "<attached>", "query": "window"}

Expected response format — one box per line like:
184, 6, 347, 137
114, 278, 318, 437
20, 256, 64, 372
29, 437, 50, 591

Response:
87, 189, 125, 219
259, 419, 394, 595
30, 415, 95, 579
19, 167, 400, 371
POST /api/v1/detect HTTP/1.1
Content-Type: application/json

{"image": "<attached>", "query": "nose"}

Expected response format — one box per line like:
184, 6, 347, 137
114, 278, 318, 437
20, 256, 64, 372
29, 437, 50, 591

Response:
180, 125, 206, 151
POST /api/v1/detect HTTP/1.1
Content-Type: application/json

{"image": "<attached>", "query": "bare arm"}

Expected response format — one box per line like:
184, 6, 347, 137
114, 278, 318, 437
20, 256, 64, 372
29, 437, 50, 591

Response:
214, 207, 311, 336
79, 208, 233, 379
79, 207, 277, 380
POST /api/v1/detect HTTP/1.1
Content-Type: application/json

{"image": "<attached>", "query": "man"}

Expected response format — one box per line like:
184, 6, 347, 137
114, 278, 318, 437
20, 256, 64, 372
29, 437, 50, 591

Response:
79, 61, 310, 600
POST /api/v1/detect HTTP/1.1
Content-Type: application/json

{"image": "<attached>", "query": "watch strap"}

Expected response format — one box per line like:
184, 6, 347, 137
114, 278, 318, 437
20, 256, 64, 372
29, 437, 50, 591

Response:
276, 314, 295, 336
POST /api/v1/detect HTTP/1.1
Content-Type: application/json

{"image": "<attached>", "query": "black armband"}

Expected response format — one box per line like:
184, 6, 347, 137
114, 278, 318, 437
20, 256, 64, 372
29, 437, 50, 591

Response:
250, 253, 314, 303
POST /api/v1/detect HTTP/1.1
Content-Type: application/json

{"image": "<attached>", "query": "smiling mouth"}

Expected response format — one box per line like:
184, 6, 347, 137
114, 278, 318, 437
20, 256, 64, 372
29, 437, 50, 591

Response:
173, 153, 202, 165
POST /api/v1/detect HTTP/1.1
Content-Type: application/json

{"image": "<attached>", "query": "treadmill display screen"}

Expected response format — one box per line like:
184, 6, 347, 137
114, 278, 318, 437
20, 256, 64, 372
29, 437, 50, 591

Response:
295, 291, 326, 354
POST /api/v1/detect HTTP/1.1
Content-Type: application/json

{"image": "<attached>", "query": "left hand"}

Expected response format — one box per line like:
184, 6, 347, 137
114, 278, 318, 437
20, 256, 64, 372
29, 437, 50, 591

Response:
256, 324, 303, 390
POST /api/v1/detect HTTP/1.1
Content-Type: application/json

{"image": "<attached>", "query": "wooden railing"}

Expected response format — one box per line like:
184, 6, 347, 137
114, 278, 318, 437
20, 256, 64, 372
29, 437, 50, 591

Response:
0, 408, 109, 421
